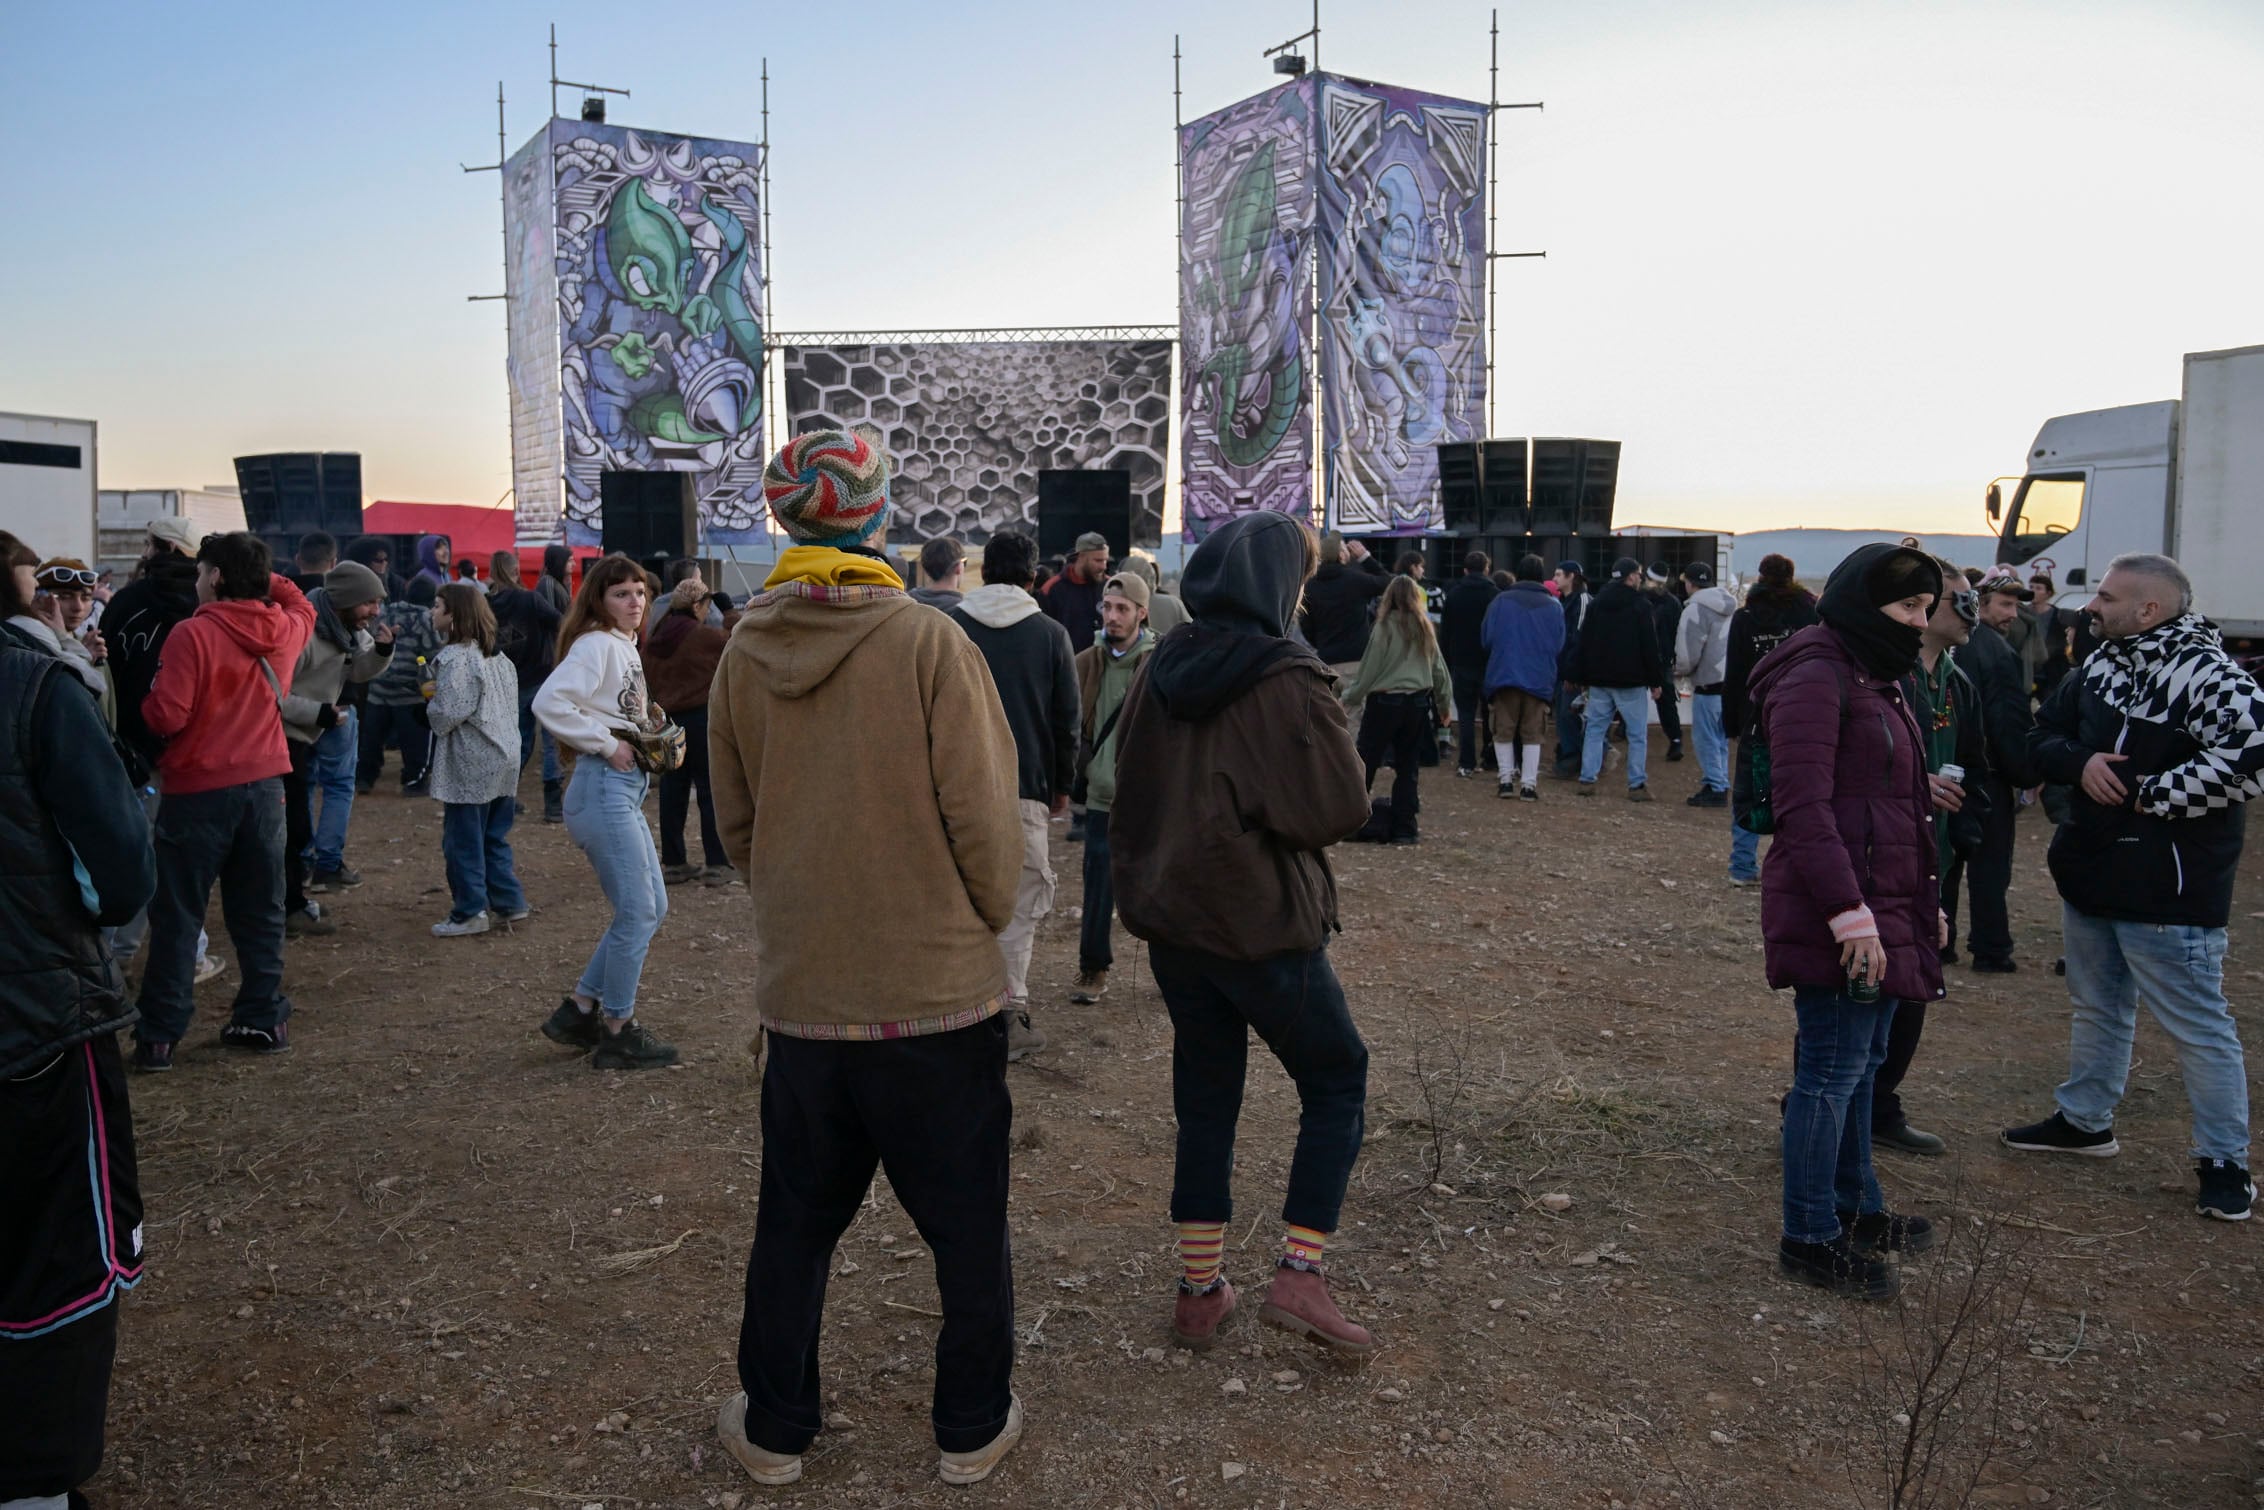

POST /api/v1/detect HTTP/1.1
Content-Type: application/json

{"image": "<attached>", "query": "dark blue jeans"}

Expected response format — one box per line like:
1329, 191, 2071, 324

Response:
135, 778, 291, 1045
1553, 680, 1584, 768
442, 795, 526, 921
1152, 942, 1369, 1234
1781, 985, 1896, 1244
1079, 809, 1114, 973
357, 701, 430, 790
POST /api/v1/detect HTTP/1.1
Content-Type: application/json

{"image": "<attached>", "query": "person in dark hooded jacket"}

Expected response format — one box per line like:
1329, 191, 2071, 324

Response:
1750, 543, 1947, 1301
537, 544, 574, 613
410, 534, 452, 594
1109, 512, 1378, 1357
1725, 556, 1819, 883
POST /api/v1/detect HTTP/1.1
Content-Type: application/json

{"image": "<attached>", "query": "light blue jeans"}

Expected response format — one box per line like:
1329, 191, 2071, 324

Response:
1578, 684, 1651, 789
1691, 691, 1729, 793
565, 760, 668, 1020
2055, 904, 2250, 1163
308, 707, 358, 871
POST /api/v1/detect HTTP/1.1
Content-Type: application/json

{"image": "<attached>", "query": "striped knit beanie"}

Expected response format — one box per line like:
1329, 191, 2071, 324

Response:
763, 426, 891, 546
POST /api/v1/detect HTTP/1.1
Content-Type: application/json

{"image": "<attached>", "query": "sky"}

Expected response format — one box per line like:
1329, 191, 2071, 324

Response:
6, 0, 2262, 537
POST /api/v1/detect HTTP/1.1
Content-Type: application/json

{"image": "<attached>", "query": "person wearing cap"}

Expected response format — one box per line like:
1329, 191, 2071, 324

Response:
278, 560, 395, 933
1039, 530, 1111, 647
1673, 561, 1738, 805
1573, 558, 1664, 799
1725, 554, 1819, 883
1550, 562, 1593, 776
641, 572, 736, 886
1116, 548, 1188, 636
1069, 568, 1158, 996
708, 427, 1026, 1489
1643, 562, 1686, 763
1954, 571, 2041, 971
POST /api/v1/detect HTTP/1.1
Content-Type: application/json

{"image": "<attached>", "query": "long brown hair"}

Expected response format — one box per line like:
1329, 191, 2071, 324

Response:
0, 531, 38, 618
1374, 573, 1438, 657
556, 553, 648, 659
435, 582, 497, 654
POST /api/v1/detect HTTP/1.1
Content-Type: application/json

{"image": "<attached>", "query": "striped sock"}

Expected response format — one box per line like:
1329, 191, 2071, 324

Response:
1177, 1221, 1226, 1290
1283, 1224, 1327, 1271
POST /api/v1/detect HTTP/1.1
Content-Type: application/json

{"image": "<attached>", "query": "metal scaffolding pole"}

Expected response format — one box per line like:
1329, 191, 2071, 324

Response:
1486, 7, 1546, 439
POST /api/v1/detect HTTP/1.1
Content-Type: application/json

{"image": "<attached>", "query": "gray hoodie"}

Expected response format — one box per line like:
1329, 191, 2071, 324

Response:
1674, 584, 1738, 689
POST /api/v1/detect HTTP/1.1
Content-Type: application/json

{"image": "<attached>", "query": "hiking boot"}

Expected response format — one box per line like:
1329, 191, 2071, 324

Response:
1778, 1234, 1898, 1300
1685, 787, 1727, 808
286, 906, 337, 939
1520, 784, 1540, 802
307, 864, 362, 892
541, 780, 563, 824
1259, 1263, 1376, 1354
193, 954, 228, 986
1873, 1120, 1946, 1156
716, 1391, 801, 1487
1840, 1209, 1938, 1254
937, 1394, 1024, 1486
219, 1021, 290, 1055
2196, 1159, 2255, 1221
432, 912, 490, 938
1006, 1010, 1046, 1062
2001, 1110, 2118, 1157
1070, 970, 1108, 1004
130, 1039, 175, 1073
1172, 1277, 1237, 1350
1496, 780, 1516, 800
1970, 955, 2018, 974
701, 865, 741, 887
590, 1018, 679, 1070
1628, 784, 1653, 802
662, 862, 702, 885
541, 997, 603, 1051
1667, 739, 1685, 762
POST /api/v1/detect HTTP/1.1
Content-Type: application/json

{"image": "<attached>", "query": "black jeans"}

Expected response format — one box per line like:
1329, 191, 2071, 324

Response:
1151, 942, 1368, 1234
283, 738, 315, 916
356, 700, 431, 789
657, 706, 725, 868
737, 1017, 1014, 1456
1080, 809, 1114, 973
1942, 775, 2017, 962
1356, 692, 1429, 839
136, 778, 291, 1044
1656, 682, 1682, 743
1449, 666, 1487, 771
1871, 1000, 1928, 1132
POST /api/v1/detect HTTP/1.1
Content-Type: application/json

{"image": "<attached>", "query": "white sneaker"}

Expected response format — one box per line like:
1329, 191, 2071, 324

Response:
431, 913, 491, 938
193, 954, 228, 985
938, 1393, 1024, 1485
717, 1391, 802, 1486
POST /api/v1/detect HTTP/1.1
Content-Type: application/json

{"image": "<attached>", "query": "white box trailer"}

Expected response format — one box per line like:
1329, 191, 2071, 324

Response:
0, 412, 98, 564
96, 488, 247, 572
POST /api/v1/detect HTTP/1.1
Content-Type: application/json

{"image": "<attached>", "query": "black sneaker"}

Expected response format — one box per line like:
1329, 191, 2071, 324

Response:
219, 1021, 290, 1055
1839, 1209, 1938, 1254
1684, 787, 1727, 808
1970, 956, 2018, 974
1496, 781, 1516, 800
590, 1019, 679, 1070
1456, 767, 1476, 779
1666, 740, 1685, 762
286, 906, 337, 939
2196, 1159, 2255, 1221
307, 864, 362, 892
1777, 1234, 1898, 1300
1628, 785, 1653, 803
1873, 1121, 1946, 1156
541, 997, 603, 1051
130, 1039, 175, 1073
1519, 784, 1540, 802
542, 782, 564, 824
2001, 1111, 2118, 1157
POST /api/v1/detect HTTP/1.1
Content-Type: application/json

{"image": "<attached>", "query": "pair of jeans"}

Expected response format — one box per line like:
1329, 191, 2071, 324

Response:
997, 799, 1056, 1001
1079, 808, 1114, 974
1355, 692, 1429, 838
737, 1016, 1014, 1456
1152, 942, 1369, 1233
135, 778, 291, 1045
1656, 682, 1682, 744
563, 760, 667, 1019
283, 739, 315, 916
106, 782, 207, 967
657, 706, 725, 869
441, 795, 526, 921
1553, 680, 1584, 768
1449, 666, 1486, 771
1690, 691, 1729, 792
2055, 904, 2249, 1162
518, 685, 562, 784
1728, 736, 1761, 879
1579, 684, 1652, 788
357, 701, 430, 790
307, 708, 358, 872
1941, 775, 2017, 961
1782, 986, 1896, 1242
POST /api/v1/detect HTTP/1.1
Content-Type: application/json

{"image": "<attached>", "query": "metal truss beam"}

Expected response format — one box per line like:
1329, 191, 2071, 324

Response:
766, 324, 1176, 348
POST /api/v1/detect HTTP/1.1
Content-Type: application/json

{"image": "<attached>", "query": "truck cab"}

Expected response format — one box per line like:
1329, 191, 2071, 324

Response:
1987, 399, 2176, 610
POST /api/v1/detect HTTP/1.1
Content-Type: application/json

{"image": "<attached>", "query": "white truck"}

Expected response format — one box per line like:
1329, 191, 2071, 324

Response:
1987, 343, 2263, 638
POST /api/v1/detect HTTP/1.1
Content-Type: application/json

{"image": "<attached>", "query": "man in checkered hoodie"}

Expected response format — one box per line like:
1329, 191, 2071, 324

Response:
2002, 554, 2264, 1220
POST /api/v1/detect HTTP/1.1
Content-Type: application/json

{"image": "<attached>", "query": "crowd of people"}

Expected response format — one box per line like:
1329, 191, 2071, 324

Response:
3, 427, 2260, 1497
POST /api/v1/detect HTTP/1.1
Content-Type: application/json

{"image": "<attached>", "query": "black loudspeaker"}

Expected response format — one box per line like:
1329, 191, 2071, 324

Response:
600, 471, 697, 560
1529, 439, 1580, 536
1436, 442, 1480, 533
1036, 470, 1132, 560
234, 452, 364, 539
1480, 438, 1528, 535
1578, 441, 1621, 536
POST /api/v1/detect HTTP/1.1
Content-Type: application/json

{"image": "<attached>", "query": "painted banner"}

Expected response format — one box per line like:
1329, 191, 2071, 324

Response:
1316, 77, 1488, 533
502, 130, 562, 547
783, 341, 1172, 544
507, 118, 767, 547
1177, 80, 1316, 538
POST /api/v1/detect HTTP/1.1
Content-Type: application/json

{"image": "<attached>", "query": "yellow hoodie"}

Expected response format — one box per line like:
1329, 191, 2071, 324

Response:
763, 546, 904, 591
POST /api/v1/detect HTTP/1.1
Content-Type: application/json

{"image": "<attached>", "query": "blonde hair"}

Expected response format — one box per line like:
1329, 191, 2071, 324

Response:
1374, 573, 1437, 657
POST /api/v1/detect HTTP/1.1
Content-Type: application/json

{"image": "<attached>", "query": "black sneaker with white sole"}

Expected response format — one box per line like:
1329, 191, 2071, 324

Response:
2000, 1111, 2118, 1157
541, 997, 604, 1051
219, 1021, 290, 1055
590, 1019, 680, 1070
2196, 1159, 2254, 1221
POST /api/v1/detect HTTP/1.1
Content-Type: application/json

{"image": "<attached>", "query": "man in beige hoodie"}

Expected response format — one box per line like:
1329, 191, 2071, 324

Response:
707, 427, 1027, 1490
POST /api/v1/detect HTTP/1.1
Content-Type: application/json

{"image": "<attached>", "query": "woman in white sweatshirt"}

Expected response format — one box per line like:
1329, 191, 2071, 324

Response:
530, 555, 677, 1070
426, 583, 527, 938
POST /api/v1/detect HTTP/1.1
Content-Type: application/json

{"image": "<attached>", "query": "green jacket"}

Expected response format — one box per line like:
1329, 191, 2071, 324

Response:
1339, 622, 1453, 711
1074, 628, 1155, 813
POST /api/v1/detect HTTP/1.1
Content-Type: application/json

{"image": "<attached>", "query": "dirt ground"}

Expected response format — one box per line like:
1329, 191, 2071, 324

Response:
88, 734, 2263, 1510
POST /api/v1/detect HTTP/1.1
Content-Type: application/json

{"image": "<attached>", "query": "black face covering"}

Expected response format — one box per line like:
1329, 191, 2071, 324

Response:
1816, 544, 1943, 682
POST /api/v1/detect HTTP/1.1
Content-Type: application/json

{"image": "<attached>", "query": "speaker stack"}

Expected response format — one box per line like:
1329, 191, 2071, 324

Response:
233, 452, 364, 554
1436, 441, 1481, 534
1036, 469, 1134, 560
599, 472, 699, 561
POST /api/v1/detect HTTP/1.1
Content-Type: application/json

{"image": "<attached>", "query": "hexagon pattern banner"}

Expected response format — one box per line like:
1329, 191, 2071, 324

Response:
781, 342, 1172, 545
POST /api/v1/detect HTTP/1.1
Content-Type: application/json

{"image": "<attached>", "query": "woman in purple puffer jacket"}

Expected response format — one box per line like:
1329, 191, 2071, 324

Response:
1749, 543, 1947, 1300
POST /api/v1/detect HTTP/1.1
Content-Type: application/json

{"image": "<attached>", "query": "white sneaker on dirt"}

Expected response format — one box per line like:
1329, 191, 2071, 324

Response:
716, 1391, 801, 1486
193, 954, 228, 985
431, 913, 491, 938
937, 1394, 1024, 1485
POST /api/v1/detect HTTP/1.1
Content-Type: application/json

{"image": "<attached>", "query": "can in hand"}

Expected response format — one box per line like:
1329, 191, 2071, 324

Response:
1939, 762, 1964, 786
1848, 955, 1882, 1004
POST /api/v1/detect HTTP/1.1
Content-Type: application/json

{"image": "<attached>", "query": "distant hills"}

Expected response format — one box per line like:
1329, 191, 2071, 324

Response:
1725, 528, 2000, 583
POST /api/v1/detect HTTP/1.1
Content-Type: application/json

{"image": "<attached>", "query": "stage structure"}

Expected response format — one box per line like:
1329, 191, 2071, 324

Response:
504, 116, 767, 547
781, 332, 1173, 546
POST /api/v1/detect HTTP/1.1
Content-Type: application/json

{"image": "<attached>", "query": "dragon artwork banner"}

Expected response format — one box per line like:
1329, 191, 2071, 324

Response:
505, 118, 767, 547
1177, 79, 1316, 539
1315, 76, 1488, 533
782, 342, 1172, 545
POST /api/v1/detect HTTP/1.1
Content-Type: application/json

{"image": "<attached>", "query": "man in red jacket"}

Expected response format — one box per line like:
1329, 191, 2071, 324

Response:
130, 533, 316, 1072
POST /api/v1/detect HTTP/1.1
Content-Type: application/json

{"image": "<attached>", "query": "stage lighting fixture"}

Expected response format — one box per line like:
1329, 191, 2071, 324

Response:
1272, 53, 1307, 77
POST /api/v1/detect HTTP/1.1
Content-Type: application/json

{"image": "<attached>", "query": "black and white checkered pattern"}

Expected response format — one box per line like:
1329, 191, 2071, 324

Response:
2081, 613, 2264, 818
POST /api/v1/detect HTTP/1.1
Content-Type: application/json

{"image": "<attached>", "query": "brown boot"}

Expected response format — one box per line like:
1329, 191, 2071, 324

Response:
1171, 1278, 1237, 1350
1259, 1264, 1376, 1355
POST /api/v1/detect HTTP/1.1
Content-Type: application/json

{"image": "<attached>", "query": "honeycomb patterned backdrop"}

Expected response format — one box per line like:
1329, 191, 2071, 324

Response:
781, 342, 1172, 545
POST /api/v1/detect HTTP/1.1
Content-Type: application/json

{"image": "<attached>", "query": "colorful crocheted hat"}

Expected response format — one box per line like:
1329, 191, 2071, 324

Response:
763, 426, 891, 546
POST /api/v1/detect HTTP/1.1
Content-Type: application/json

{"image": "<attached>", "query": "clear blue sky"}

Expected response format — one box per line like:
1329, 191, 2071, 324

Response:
7, 0, 2261, 534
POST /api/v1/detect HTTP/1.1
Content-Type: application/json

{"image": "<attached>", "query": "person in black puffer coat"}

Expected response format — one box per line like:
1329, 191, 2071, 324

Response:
1297, 533, 1389, 672
1574, 559, 1665, 796
1439, 552, 1500, 774
1726, 555, 1819, 882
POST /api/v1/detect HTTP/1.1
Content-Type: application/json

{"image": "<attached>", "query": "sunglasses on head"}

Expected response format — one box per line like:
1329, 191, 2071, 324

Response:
1950, 589, 1978, 626
37, 566, 99, 588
